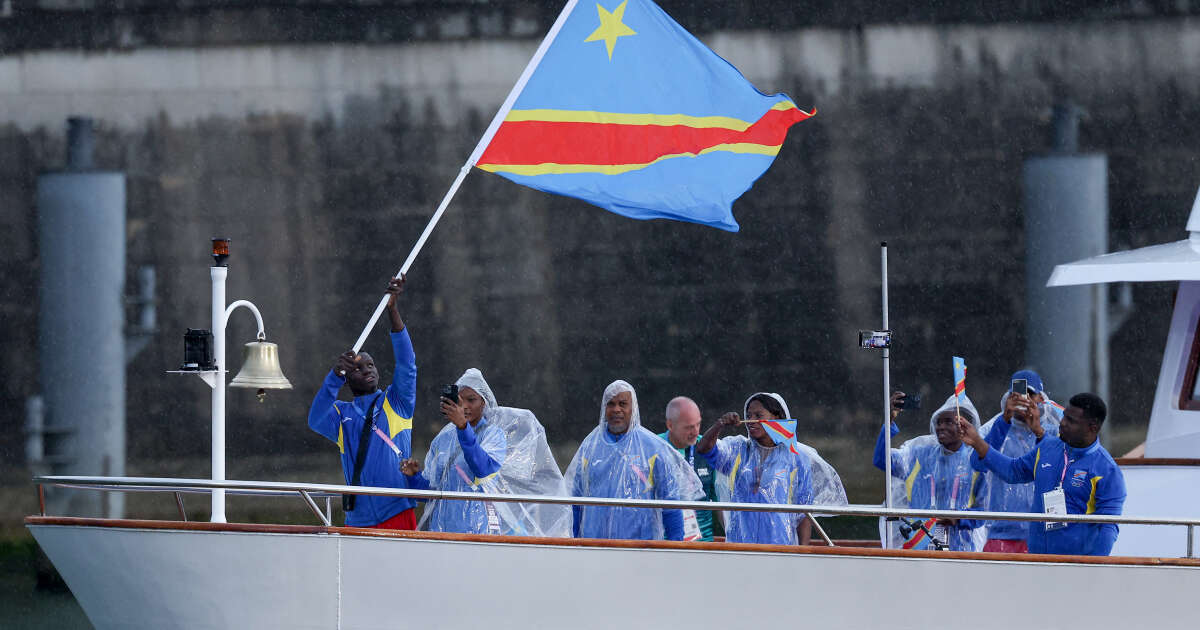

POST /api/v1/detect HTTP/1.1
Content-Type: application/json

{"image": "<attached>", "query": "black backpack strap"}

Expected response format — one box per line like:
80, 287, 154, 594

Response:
342, 394, 382, 514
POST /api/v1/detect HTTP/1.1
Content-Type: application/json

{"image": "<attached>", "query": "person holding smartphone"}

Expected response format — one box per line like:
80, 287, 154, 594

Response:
875, 390, 987, 551
401, 368, 570, 536
974, 370, 1063, 553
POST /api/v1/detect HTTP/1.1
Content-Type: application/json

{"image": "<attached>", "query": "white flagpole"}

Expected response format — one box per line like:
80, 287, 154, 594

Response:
881, 242, 892, 549
350, 0, 582, 353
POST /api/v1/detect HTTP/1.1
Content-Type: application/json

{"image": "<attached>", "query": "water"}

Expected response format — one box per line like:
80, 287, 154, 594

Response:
0, 541, 91, 630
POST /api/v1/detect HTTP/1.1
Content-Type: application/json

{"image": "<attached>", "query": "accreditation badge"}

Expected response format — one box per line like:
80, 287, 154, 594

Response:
1043, 488, 1067, 531
681, 509, 702, 541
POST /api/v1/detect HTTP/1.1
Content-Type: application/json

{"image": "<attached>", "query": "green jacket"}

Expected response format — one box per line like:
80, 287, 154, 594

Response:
657, 431, 723, 540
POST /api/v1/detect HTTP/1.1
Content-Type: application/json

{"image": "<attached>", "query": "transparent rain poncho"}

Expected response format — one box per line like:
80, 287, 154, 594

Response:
701, 393, 818, 545
713, 393, 849, 522
877, 394, 987, 551
416, 369, 571, 537
975, 391, 1062, 542
564, 380, 704, 540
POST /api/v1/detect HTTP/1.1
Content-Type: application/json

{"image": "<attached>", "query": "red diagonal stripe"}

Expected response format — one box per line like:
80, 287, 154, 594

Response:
478, 107, 811, 167
761, 420, 794, 440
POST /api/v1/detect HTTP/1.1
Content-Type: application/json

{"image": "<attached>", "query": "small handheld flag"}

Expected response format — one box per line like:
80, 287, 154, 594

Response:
953, 356, 968, 406
757, 419, 798, 450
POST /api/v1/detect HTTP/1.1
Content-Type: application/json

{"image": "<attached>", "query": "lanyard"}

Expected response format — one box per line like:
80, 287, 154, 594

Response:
373, 425, 401, 456
1056, 450, 1069, 489
343, 394, 401, 456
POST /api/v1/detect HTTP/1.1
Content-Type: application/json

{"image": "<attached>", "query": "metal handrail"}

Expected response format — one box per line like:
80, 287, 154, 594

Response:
33, 474, 1200, 528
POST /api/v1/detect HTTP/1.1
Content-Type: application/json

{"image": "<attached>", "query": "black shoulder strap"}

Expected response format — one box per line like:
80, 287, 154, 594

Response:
343, 394, 382, 514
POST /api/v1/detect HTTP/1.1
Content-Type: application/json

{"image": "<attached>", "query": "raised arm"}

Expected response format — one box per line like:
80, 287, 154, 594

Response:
872, 422, 908, 479
961, 418, 1037, 484
698, 412, 741, 474
308, 354, 354, 442
385, 275, 417, 419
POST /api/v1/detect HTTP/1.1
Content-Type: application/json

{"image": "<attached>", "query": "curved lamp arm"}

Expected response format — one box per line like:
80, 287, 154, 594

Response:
223, 300, 266, 340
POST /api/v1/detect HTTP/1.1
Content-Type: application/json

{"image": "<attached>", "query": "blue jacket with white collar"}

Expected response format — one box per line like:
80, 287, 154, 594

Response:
970, 421, 1125, 556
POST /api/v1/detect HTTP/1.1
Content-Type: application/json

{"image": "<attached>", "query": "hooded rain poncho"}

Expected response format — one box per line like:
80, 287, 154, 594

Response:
700, 393, 821, 544
875, 394, 986, 551
976, 391, 1062, 542
411, 369, 571, 537
564, 380, 704, 541
713, 393, 849, 520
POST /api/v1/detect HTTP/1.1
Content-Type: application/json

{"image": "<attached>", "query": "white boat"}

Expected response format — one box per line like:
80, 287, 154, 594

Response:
25, 479, 1200, 630
26, 190, 1200, 629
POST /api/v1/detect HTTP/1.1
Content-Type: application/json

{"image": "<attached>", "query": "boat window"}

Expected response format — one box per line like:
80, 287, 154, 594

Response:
1181, 312, 1200, 411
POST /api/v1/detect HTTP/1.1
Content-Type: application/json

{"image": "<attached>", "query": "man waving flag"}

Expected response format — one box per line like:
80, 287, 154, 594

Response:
474, 0, 814, 232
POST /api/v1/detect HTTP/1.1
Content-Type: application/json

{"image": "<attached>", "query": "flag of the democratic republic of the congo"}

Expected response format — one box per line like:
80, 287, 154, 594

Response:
953, 356, 968, 406
475, 0, 814, 232
758, 419, 799, 452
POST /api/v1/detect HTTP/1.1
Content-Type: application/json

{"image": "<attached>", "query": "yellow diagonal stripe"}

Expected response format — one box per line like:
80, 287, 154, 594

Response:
502, 101, 800, 132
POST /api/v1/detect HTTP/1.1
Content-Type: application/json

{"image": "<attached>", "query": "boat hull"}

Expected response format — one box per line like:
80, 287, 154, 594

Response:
28, 518, 1200, 630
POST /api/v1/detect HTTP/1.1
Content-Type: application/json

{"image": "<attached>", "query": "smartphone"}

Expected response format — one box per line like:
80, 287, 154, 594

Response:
900, 392, 921, 410
859, 330, 891, 349
1011, 379, 1028, 396
441, 383, 459, 404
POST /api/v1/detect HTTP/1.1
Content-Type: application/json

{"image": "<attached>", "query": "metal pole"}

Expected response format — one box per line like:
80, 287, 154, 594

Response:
1188, 525, 1195, 559
881, 242, 892, 549
211, 266, 227, 523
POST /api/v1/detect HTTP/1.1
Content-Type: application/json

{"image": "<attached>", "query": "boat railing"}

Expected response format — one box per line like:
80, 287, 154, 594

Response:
33, 474, 1198, 557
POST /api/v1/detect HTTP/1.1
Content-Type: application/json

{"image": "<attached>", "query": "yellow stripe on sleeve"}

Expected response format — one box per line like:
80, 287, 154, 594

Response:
730, 452, 743, 491
474, 472, 500, 486
966, 471, 979, 508
904, 460, 922, 502
337, 425, 344, 455
1086, 476, 1104, 514
647, 454, 658, 488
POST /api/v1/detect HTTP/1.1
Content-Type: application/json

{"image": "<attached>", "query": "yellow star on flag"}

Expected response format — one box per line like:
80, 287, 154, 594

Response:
584, 1, 637, 60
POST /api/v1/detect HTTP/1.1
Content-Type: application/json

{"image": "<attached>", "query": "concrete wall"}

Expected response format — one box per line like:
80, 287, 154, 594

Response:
2, 15, 1199, 485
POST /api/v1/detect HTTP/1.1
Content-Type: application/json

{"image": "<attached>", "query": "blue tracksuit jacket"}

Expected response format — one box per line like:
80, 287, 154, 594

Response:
308, 329, 417, 527
971, 421, 1126, 555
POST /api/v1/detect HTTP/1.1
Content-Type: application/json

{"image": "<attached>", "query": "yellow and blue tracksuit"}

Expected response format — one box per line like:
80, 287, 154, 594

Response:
874, 422, 986, 551
406, 418, 506, 533
307, 329, 416, 527
700, 436, 813, 545
971, 420, 1126, 555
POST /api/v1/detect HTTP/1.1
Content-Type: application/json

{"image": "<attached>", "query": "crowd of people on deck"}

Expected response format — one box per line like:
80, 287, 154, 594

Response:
307, 277, 1127, 556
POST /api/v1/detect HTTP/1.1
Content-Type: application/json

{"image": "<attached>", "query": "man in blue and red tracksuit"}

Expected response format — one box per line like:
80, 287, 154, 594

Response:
961, 393, 1126, 556
308, 276, 418, 529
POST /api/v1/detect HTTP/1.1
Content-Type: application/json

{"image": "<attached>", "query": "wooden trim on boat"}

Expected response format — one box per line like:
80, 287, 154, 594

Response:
1116, 458, 1200, 467
25, 516, 1200, 568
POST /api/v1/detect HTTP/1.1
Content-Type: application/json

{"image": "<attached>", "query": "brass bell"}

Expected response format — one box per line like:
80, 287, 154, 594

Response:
230, 338, 293, 397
